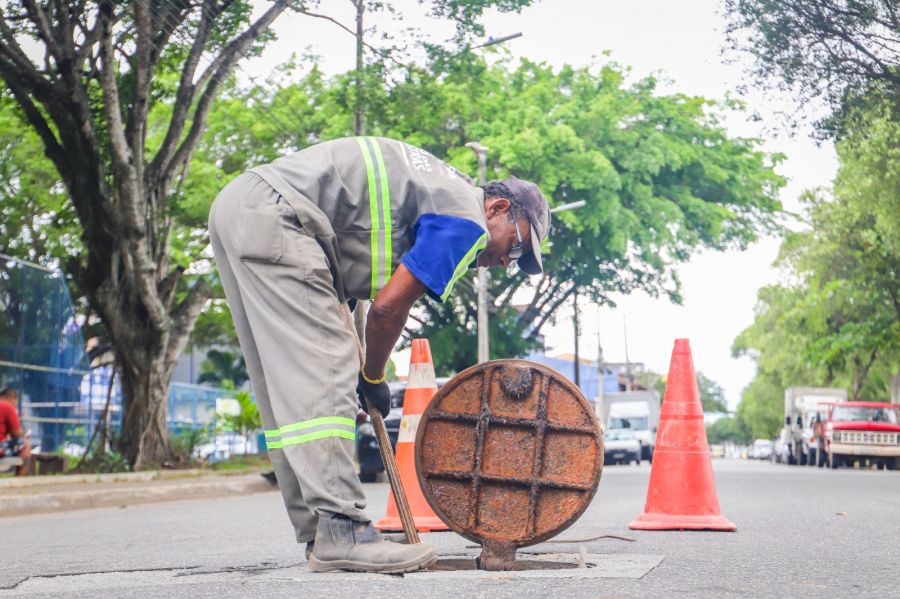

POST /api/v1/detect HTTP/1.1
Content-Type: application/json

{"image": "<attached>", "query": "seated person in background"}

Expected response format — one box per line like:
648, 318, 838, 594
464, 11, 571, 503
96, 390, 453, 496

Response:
0, 387, 30, 476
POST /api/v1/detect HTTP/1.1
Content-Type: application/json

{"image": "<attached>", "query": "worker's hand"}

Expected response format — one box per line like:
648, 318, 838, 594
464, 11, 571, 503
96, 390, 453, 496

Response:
356, 372, 391, 417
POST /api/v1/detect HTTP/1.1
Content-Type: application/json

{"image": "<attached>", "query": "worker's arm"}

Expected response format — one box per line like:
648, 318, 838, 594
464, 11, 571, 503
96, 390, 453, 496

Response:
362, 263, 427, 381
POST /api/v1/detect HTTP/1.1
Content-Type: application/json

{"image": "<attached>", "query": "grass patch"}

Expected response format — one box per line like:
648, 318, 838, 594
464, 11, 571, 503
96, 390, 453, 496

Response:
210, 454, 271, 472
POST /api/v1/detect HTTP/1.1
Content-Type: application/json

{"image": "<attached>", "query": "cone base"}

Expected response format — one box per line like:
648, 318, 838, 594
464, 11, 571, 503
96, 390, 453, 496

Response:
375, 516, 449, 532
628, 511, 736, 531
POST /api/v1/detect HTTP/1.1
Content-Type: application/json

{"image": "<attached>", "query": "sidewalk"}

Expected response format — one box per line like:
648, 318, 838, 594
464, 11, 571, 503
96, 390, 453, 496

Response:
0, 469, 275, 518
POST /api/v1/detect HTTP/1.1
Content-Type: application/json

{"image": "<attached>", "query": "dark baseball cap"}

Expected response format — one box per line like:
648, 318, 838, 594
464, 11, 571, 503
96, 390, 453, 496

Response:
499, 176, 551, 275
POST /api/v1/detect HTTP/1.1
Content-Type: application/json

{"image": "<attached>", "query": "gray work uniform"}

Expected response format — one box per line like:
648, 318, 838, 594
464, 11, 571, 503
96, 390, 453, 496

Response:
208, 137, 488, 542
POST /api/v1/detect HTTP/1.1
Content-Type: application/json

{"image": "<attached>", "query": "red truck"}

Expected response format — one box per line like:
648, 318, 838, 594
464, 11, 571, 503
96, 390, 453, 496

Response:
814, 402, 900, 470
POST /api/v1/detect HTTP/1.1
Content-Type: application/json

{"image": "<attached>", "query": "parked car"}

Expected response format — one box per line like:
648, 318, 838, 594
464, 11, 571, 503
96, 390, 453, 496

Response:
772, 427, 791, 463
750, 439, 774, 460
603, 429, 642, 465
356, 378, 448, 482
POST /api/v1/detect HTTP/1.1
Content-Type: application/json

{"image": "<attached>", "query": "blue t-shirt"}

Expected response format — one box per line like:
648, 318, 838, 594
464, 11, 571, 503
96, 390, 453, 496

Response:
402, 214, 487, 302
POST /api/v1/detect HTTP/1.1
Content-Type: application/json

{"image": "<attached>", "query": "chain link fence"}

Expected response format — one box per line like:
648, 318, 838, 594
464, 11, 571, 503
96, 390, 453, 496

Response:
0, 253, 89, 452
1, 254, 251, 457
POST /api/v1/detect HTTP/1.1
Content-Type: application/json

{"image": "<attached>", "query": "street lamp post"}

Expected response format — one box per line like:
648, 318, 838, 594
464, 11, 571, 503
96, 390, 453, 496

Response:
466, 142, 490, 363
461, 31, 521, 364
549, 199, 587, 388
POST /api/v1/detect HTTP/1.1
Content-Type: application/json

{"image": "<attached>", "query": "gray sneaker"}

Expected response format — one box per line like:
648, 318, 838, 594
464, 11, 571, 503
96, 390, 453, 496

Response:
308, 514, 437, 573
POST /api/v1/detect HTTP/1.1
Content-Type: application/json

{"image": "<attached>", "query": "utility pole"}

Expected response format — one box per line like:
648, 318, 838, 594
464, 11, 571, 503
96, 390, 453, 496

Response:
352, 1, 369, 353
460, 32, 522, 364
354, 0, 365, 136
596, 311, 605, 421
623, 316, 632, 392
572, 291, 580, 387
466, 142, 490, 363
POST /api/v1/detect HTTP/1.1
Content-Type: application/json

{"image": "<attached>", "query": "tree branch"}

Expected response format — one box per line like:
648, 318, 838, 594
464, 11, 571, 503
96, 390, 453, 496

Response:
295, 7, 412, 69
0, 7, 57, 94
21, 0, 63, 65
127, 0, 155, 175
146, 0, 216, 188
160, 0, 291, 195
529, 285, 576, 339
98, 2, 166, 331
165, 279, 213, 372
0, 66, 67, 169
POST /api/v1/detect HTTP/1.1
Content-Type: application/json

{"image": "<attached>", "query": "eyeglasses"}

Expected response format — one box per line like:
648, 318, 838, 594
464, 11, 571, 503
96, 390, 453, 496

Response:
509, 218, 525, 261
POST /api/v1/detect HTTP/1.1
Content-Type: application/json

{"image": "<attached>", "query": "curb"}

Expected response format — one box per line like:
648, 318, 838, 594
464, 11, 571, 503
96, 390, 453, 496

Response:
0, 469, 207, 489
0, 473, 275, 518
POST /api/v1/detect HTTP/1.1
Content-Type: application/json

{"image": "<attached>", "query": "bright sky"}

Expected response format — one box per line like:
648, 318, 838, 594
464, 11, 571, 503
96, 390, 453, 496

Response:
245, 0, 837, 410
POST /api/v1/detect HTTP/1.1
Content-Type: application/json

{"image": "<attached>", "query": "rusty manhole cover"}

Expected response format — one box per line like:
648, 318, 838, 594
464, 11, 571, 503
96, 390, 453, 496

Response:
415, 360, 603, 570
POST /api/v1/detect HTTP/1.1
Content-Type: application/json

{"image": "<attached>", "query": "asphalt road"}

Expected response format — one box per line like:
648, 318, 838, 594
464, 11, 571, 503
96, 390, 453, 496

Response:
2, 459, 898, 598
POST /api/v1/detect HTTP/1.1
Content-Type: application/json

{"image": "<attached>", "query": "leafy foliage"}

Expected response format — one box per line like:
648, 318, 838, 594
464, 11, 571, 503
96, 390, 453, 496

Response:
725, 0, 900, 134
706, 416, 752, 445
697, 372, 729, 414
733, 100, 900, 438
0, 93, 81, 265
169, 427, 212, 466
378, 59, 784, 372
222, 390, 262, 456
638, 370, 729, 414
182, 55, 784, 374
198, 349, 248, 388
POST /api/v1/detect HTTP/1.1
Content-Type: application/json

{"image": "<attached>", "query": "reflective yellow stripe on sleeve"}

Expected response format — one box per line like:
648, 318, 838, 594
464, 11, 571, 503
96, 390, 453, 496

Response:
356, 137, 393, 299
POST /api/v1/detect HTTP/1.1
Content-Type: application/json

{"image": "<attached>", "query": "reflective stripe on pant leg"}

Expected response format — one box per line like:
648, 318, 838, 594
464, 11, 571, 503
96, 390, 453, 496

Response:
265, 416, 356, 449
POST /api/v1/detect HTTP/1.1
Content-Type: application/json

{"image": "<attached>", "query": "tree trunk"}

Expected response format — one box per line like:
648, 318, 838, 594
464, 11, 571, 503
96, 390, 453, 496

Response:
111, 308, 173, 468
120, 359, 173, 468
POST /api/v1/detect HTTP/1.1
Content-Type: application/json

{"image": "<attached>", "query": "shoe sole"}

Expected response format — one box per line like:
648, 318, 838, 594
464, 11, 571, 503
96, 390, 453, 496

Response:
308, 551, 438, 574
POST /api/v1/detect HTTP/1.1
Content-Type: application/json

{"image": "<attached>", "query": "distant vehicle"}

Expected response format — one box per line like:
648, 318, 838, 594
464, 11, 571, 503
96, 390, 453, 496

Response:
604, 429, 641, 465
197, 431, 258, 461
602, 390, 660, 463
772, 428, 792, 463
710, 444, 726, 459
784, 387, 847, 465
813, 402, 900, 470
356, 378, 449, 482
750, 439, 773, 460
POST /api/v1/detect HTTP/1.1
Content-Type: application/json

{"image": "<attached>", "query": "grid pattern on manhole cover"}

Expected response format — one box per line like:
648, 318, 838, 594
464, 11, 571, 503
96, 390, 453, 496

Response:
420, 363, 600, 539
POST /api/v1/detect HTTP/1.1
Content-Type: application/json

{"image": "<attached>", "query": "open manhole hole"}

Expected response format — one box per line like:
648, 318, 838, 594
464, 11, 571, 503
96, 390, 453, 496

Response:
427, 557, 586, 571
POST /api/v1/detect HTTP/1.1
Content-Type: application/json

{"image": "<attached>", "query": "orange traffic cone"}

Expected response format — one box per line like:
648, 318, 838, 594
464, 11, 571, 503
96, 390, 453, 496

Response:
375, 339, 449, 532
629, 339, 736, 531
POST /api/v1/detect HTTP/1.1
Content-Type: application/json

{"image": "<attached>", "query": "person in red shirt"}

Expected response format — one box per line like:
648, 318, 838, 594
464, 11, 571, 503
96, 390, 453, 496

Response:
0, 387, 30, 476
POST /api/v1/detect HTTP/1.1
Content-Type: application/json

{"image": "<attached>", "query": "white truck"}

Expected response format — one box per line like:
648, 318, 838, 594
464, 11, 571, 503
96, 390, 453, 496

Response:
600, 390, 660, 463
784, 387, 847, 466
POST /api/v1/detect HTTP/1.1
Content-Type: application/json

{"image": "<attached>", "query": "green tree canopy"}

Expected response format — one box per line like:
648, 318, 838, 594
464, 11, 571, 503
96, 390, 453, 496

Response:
733, 99, 900, 438
379, 59, 785, 372
706, 415, 752, 445
185, 55, 784, 373
638, 369, 729, 414
725, 0, 900, 134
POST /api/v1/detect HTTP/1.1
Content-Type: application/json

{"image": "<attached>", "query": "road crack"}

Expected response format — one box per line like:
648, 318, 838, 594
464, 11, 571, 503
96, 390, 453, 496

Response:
2, 565, 202, 590
174, 561, 302, 577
